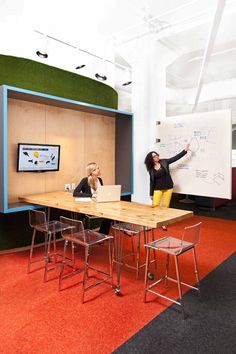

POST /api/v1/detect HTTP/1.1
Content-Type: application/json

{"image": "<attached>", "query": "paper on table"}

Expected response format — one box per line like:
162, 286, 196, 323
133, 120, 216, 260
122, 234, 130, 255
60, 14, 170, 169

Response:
74, 197, 92, 202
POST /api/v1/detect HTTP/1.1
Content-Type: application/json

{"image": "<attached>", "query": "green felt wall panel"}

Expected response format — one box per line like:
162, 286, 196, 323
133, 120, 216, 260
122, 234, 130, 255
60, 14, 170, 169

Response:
0, 54, 118, 108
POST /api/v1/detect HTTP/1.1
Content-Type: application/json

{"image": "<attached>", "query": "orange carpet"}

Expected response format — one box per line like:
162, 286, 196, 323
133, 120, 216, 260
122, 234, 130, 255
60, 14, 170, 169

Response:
0, 215, 235, 354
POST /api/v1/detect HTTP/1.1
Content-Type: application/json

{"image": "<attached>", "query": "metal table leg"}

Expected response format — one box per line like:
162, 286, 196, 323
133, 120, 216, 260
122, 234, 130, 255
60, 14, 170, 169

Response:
113, 223, 154, 295
113, 221, 125, 295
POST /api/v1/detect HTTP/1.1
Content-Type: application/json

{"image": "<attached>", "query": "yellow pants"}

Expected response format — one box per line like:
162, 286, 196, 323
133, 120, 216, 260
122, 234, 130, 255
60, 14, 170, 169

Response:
152, 188, 173, 208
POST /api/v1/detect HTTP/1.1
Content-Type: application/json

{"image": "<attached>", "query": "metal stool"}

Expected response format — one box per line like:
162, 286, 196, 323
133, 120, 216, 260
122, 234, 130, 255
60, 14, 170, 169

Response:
28, 209, 53, 274
59, 216, 114, 303
28, 209, 72, 282
144, 222, 202, 317
112, 222, 157, 279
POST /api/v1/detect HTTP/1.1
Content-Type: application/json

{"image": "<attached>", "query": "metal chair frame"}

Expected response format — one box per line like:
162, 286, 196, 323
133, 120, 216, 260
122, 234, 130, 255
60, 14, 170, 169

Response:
144, 222, 202, 317
59, 216, 114, 303
28, 209, 72, 282
28, 209, 54, 274
112, 222, 157, 279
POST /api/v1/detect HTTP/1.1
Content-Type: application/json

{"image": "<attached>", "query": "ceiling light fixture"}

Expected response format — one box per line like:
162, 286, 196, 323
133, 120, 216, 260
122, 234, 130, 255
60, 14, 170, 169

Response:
122, 68, 132, 86
95, 73, 107, 81
95, 58, 107, 81
122, 80, 132, 86
36, 50, 48, 59
34, 30, 132, 84
36, 33, 48, 59
75, 64, 86, 69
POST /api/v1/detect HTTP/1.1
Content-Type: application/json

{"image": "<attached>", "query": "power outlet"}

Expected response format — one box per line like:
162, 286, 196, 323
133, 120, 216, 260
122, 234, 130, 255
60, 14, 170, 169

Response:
64, 183, 71, 192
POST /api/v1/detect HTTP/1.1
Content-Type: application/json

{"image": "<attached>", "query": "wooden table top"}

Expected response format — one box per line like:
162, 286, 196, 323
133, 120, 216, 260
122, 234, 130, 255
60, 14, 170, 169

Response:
19, 191, 193, 228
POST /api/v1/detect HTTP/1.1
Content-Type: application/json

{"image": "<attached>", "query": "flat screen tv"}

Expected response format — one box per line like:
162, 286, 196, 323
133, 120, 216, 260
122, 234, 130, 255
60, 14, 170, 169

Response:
17, 143, 60, 172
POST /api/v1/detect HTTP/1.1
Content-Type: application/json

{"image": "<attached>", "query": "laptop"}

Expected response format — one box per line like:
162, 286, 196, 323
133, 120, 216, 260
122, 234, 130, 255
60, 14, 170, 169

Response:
93, 185, 121, 203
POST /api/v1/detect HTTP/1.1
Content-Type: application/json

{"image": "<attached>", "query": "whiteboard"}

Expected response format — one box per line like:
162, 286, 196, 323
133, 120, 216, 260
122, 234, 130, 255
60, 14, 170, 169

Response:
156, 110, 232, 199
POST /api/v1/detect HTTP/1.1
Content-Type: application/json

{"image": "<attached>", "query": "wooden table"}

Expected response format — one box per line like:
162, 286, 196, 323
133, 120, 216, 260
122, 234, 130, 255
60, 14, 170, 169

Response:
19, 191, 193, 293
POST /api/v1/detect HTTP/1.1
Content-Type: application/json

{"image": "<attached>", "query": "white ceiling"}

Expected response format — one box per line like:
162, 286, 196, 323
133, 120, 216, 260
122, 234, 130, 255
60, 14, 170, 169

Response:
1, 0, 236, 91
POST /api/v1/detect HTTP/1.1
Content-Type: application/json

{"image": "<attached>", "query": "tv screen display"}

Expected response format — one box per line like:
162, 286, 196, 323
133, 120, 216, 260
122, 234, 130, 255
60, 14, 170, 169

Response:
17, 143, 60, 172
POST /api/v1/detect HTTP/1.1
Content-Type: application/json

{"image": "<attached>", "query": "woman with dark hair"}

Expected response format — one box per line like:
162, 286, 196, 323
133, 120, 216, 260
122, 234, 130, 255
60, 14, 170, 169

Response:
144, 144, 190, 219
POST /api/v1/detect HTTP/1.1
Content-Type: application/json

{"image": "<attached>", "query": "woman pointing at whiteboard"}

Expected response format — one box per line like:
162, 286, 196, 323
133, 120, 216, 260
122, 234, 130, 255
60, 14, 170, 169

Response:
144, 144, 190, 228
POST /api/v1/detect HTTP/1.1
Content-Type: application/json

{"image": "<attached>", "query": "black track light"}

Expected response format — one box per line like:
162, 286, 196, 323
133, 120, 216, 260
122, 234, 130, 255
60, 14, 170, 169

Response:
95, 73, 107, 81
75, 64, 86, 69
122, 80, 132, 86
36, 50, 48, 59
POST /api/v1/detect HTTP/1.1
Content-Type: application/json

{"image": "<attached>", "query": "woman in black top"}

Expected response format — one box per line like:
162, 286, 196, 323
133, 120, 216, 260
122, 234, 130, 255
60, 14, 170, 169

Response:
144, 144, 190, 209
73, 162, 102, 198
73, 162, 111, 235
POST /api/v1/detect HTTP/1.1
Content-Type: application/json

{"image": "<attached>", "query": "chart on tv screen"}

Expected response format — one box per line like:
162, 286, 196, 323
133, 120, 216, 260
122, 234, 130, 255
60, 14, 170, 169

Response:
18, 144, 59, 171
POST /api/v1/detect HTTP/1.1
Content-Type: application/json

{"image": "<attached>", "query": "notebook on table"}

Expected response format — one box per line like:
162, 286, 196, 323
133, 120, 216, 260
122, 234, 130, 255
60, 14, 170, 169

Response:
93, 185, 121, 203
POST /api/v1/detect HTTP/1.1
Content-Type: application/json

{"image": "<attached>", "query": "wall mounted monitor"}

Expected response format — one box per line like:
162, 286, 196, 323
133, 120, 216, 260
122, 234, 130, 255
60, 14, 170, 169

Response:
17, 143, 60, 172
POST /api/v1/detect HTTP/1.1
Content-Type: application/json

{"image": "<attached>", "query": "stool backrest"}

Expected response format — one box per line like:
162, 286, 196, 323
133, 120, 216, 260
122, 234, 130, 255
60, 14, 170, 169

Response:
182, 222, 202, 246
29, 209, 47, 228
60, 216, 84, 240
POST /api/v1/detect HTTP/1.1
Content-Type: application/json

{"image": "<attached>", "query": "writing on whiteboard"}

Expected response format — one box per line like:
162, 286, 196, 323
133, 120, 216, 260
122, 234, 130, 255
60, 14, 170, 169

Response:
156, 110, 232, 199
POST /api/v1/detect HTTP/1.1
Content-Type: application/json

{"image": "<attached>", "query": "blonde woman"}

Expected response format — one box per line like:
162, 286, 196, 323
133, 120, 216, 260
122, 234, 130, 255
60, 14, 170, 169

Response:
73, 162, 111, 234
73, 162, 102, 198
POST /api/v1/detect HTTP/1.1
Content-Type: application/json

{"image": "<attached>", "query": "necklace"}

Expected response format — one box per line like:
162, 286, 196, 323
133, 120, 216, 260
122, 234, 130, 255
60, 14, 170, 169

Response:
154, 163, 161, 170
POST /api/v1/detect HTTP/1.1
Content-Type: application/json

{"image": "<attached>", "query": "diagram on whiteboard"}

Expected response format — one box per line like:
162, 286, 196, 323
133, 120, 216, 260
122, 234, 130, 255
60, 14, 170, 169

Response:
156, 110, 232, 199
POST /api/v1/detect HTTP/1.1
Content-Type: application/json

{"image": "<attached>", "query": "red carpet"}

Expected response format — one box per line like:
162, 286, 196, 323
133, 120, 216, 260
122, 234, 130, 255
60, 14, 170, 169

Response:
0, 215, 235, 354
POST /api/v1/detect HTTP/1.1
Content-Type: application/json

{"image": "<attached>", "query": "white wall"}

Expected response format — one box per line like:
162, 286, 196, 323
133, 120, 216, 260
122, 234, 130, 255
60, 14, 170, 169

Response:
117, 38, 177, 204
167, 77, 236, 124
232, 150, 236, 167
116, 90, 132, 112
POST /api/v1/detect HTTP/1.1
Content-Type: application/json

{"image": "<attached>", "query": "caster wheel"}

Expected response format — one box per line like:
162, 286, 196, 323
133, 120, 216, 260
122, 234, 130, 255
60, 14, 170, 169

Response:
115, 288, 120, 296
147, 272, 154, 280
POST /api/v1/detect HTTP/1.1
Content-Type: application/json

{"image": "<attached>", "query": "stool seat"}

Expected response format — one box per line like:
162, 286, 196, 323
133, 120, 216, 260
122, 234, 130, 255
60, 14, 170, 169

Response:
146, 237, 193, 255
62, 229, 111, 246
112, 223, 152, 234
34, 220, 68, 232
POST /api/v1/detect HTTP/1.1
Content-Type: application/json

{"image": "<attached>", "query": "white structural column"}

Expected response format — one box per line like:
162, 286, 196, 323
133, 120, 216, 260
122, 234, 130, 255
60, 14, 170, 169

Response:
119, 38, 176, 204
131, 58, 153, 204
192, 0, 226, 112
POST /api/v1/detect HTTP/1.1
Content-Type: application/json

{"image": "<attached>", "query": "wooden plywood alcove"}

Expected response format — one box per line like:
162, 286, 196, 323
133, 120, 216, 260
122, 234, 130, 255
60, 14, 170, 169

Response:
0, 85, 133, 213
8, 98, 115, 204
